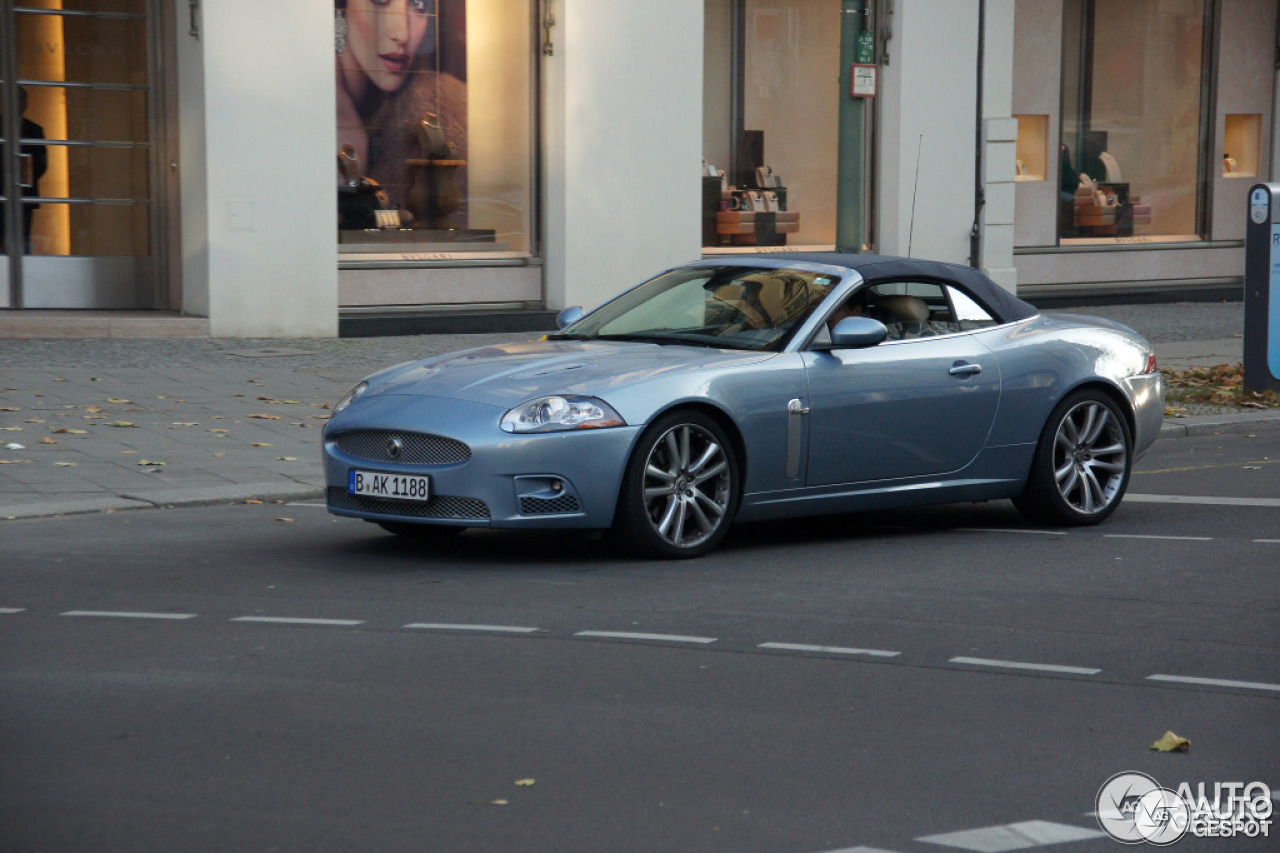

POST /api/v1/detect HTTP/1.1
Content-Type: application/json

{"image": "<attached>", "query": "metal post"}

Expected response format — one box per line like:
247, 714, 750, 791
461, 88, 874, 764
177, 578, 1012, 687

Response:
835, 0, 868, 253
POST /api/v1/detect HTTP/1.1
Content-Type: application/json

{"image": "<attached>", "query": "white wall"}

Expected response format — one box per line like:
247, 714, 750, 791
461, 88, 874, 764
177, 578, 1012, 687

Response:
189, 0, 337, 337
876, 1, 980, 266
543, 0, 705, 312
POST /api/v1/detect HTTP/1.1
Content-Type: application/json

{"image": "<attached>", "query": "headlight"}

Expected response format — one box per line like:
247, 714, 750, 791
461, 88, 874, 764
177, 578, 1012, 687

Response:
500, 395, 625, 433
332, 380, 368, 416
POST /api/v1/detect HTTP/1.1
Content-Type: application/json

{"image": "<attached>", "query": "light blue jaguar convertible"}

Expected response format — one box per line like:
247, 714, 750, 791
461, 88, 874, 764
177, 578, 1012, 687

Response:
323, 254, 1163, 558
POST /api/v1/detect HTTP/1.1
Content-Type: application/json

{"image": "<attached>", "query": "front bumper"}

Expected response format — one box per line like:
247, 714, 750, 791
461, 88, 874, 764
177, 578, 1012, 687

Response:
322, 393, 640, 529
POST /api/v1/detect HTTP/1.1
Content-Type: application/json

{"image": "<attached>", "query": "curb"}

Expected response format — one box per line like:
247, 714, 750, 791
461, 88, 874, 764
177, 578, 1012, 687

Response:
1159, 412, 1280, 439
5, 412, 1279, 521
0, 482, 324, 521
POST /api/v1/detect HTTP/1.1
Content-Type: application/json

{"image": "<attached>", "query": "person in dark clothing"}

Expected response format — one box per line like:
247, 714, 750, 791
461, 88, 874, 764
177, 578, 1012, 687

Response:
3, 87, 47, 254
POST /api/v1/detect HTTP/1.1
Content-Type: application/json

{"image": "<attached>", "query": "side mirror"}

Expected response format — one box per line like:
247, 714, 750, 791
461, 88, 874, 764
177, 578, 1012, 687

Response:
830, 316, 888, 349
555, 306, 585, 329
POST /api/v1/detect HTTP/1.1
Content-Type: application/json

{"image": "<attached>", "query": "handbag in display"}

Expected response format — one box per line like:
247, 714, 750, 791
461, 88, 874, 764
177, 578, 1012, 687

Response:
407, 112, 463, 228
755, 165, 781, 189
337, 144, 396, 230
762, 191, 780, 212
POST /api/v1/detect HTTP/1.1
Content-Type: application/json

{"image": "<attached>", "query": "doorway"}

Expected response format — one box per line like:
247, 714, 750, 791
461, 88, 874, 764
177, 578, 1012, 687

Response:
1, 0, 162, 309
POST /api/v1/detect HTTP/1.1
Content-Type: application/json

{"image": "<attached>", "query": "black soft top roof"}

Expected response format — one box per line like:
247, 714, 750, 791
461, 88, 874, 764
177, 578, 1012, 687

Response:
751, 252, 1039, 324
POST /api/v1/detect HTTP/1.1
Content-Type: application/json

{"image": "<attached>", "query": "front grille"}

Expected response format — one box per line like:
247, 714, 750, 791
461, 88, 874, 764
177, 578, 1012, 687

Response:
328, 487, 490, 520
333, 430, 471, 466
520, 494, 582, 515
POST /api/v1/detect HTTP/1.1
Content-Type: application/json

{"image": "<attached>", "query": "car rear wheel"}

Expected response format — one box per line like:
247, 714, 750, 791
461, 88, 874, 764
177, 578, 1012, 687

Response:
616, 410, 740, 559
1014, 389, 1132, 526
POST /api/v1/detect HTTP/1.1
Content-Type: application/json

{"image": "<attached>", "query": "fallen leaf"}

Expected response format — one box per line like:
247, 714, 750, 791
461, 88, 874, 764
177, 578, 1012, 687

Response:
514, 779, 536, 787
106, 398, 131, 404
84, 405, 104, 413
490, 799, 509, 806
274, 517, 295, 523
211, 452, 225, 457
40, 438, 57, 445
0, 426, 21, 431
251, 442, 272, 447
25, 418, 46, 423
172, 422, 199, 426
207, 428, 230, 433
277, 457, 298, 462
110, 421, 138, 428
136, 460, 168, 466
52, 428, 87, 435
248, 414, 283, 420
53, 462, 77, 467
0, 459, 32, 464
1151, 731, 1190, 752
243, 499, 265, 505
0, 406, 19, 412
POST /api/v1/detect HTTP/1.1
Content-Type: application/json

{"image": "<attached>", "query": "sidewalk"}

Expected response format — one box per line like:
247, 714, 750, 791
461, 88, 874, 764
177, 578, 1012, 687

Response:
2, 302, 1277, 521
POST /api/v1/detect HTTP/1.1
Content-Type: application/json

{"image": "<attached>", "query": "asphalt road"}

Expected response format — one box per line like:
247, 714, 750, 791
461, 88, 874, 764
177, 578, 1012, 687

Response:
2, 431, 1277, 852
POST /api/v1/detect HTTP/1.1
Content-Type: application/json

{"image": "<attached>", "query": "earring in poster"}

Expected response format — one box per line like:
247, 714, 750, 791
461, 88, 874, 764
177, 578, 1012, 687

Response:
335, 9, 348, 55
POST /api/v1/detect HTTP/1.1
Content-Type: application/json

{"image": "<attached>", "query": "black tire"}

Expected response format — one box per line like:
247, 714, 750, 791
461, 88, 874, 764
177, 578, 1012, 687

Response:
375, 520, 464, 539
615, 410, 740, 559
1014, 389, 1132, 526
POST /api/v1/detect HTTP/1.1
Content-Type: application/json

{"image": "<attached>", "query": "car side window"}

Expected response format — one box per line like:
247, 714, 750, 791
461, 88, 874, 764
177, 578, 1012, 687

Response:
946, 285, 998, 331
861, 280, 951, 339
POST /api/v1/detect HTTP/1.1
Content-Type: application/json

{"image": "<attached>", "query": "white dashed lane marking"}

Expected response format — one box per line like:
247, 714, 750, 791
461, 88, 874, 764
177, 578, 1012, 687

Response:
949, 656, 1101, 676
1126, 493, 1280, 508
1103, 533, 1215, 541
16, 608, 1280, 698
61, 610, 196, 621
759, 642, 900, 658
915, 820, 1106, 851
575, 630, 717, 644
231, 616, 364, 627
404, 622, 539, 634
1147, 674, 1280, 693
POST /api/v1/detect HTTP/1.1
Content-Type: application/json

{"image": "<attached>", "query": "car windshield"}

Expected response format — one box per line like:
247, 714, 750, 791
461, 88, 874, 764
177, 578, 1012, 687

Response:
554, 266, 839, 351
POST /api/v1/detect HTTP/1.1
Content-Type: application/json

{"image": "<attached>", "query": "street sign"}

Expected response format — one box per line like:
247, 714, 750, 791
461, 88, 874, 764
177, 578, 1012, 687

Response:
851, 64, 877, 98
856, 30, 874, 64
1243, 183, 1280, 392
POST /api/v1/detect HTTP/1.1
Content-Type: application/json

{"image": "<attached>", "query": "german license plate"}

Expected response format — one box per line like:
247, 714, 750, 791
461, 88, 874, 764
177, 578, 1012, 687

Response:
348, 470, 431, 502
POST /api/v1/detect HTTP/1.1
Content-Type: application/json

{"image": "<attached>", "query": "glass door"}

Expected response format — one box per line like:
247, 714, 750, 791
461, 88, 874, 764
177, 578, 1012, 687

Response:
1, 0, 159, 309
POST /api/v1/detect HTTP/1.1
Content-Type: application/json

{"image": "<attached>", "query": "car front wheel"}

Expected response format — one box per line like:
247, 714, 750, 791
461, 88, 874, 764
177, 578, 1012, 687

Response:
1014, 389, 1132, 526
616, 411, 740, 559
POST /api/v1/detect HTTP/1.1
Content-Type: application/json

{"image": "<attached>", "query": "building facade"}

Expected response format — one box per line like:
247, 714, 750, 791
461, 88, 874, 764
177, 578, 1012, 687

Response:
0, 0, 1273, 336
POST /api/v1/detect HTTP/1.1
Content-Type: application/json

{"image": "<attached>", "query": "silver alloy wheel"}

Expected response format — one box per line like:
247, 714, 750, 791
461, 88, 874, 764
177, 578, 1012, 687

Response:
1052, 399, 1128, 515
641, 423, 732, 549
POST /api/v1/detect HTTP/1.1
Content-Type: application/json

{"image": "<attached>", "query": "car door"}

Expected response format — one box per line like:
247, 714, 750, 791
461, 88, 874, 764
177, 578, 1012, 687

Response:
801, 281, 1001, 486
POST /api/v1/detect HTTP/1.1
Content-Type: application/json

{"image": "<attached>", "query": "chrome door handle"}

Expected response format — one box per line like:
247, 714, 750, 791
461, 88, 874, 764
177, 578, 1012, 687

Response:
949, 363, 982, 377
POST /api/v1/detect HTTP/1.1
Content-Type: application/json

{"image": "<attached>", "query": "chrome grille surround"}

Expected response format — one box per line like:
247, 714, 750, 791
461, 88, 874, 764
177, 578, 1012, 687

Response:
333, 430, 471, 466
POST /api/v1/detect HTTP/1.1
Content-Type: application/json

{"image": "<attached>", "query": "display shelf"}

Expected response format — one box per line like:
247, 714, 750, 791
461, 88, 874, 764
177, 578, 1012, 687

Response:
1014, 114, 1048, 182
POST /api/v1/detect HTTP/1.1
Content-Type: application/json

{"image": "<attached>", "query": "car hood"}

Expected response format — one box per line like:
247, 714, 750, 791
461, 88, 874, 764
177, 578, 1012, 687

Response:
367, 339, 773, 407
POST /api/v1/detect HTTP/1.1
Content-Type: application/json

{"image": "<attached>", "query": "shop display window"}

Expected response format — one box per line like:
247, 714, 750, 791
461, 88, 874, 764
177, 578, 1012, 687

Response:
1223, 114, 1260, 178
702, 0, 839, 252
1058, 0, 1207, 244
1013, 115, 1048, 182
335, 0, 535, 261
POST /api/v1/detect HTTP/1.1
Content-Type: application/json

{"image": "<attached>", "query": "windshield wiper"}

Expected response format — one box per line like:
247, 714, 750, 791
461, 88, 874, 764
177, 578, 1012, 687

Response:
545, 332, 595, 340
595, 332, 741, 350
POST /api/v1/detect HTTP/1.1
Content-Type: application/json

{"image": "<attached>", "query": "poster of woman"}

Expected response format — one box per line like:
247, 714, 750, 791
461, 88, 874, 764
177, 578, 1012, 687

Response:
335, 0, 468, 233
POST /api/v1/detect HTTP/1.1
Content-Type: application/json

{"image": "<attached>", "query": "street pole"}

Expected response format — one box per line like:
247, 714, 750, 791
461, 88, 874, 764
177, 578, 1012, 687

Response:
835, 0, 870, 253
